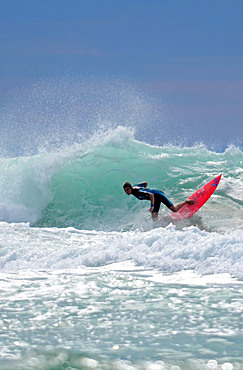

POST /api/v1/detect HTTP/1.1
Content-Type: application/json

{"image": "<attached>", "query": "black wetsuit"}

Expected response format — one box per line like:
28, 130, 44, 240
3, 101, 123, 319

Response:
131, 183, 173, 213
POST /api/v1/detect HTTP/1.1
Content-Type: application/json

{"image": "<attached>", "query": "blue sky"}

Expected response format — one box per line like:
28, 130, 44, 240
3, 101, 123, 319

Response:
0, 0, 242, 149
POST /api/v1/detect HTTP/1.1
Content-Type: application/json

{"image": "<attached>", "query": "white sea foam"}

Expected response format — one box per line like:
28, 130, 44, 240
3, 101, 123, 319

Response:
0, 222, 242, 281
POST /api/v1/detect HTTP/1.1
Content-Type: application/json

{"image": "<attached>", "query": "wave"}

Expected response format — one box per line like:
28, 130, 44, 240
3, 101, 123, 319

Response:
0, 127, 242, 231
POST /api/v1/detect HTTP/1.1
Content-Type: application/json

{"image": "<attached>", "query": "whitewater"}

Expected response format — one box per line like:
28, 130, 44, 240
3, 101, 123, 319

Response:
0, 80, 243, 370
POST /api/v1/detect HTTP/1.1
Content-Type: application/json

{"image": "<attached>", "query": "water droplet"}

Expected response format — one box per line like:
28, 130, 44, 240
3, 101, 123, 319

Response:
207, 359, 218, 369
112, 344, 120, 350
81, 357, 99, 369
222, 363, 233, 370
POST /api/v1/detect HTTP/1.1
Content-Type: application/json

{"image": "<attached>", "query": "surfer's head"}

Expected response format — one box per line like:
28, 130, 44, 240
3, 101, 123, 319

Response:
123, 181, 132, 195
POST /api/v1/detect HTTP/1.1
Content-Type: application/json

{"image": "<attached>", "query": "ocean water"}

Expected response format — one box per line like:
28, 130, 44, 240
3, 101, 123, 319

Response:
0, 82, 243, 370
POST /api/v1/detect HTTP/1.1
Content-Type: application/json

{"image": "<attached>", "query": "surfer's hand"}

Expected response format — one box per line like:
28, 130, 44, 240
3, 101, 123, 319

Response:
149, 206, 154, 213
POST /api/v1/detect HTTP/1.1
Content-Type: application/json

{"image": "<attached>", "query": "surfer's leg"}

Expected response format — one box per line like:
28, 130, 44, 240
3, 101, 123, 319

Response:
170, 199, 194, 212
156, 192, 173, 209
151, 199, 161, 220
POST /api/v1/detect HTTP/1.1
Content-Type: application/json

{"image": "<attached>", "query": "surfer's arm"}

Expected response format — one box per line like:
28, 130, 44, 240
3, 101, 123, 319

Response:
149, 193, 154, 213
136, 182, 148, 188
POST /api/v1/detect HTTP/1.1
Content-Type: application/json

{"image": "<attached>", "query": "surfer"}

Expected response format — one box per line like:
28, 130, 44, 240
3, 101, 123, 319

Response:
123, 181, 194, 219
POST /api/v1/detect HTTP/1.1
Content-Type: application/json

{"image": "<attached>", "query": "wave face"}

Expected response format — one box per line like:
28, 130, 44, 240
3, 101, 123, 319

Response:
0, 127, 242, 232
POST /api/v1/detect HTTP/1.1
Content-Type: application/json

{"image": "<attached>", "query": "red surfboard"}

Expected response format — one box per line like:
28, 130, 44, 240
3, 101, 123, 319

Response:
174, 174, 221, 219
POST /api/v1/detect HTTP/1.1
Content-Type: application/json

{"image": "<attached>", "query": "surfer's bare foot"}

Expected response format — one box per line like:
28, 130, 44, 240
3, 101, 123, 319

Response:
171, 198, 194, 212
186, 199, 194, 205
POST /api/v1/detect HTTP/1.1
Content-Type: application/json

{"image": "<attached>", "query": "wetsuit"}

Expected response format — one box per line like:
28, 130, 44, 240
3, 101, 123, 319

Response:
131, 182, 173, 213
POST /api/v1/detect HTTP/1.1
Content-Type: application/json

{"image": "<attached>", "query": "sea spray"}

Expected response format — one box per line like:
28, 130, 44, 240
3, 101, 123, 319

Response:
0, 78, 157, 157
